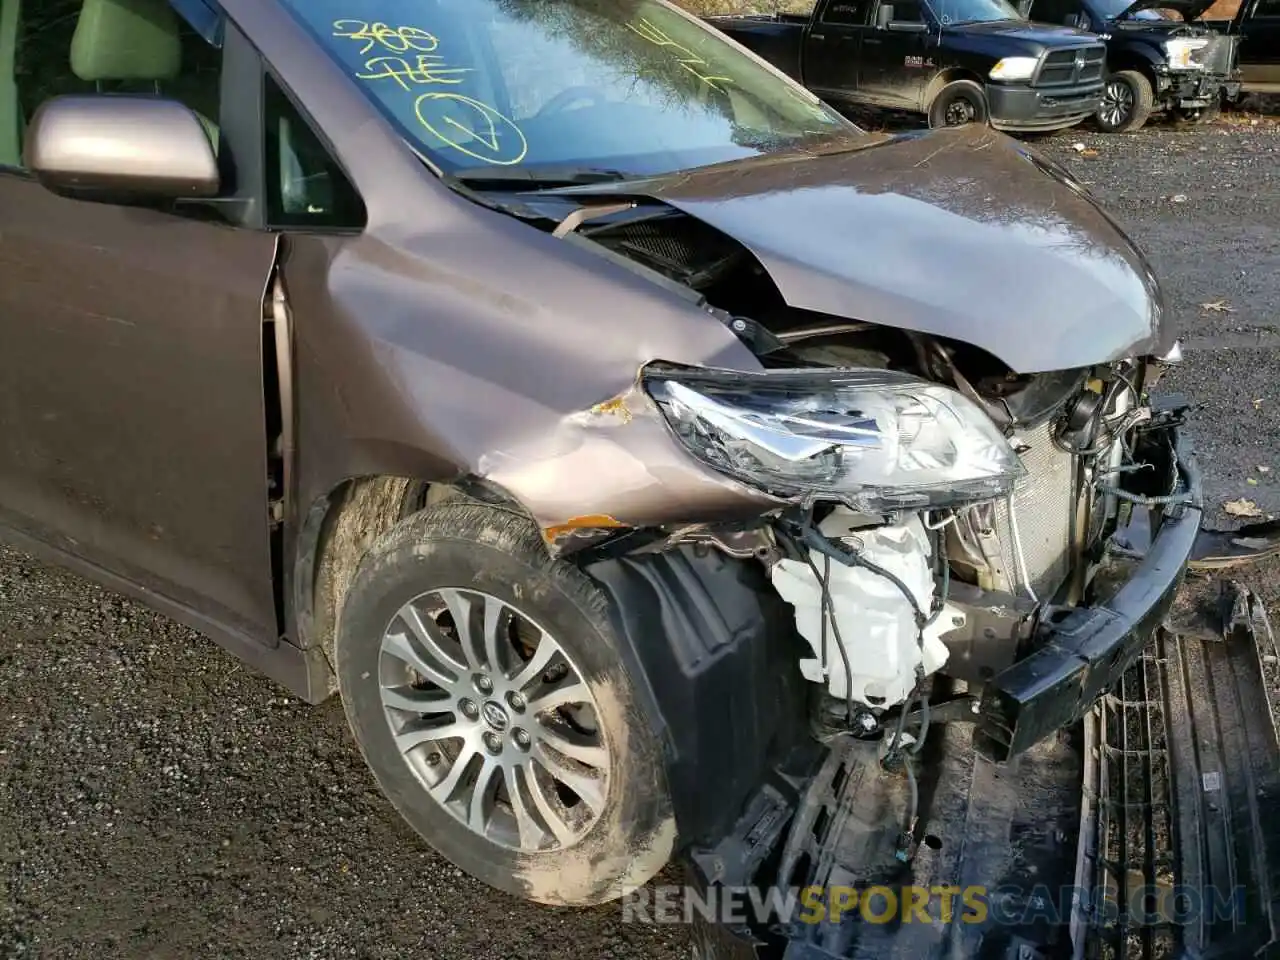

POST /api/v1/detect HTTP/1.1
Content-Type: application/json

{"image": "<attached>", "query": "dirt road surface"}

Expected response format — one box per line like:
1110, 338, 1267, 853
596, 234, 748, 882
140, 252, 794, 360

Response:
3, 113, 1279, 959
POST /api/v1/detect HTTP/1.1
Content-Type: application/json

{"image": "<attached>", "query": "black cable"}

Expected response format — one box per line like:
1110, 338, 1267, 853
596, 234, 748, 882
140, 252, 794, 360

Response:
886, 690, 911, 757
903, 750, 919, 843
1094, 483, 1195, 508
923, 525, 950, 629
795, 502, 958, 862
818, 555, 829, 677
801, 524, 928, 629
799, 516, 942, 782
909, 692, 930, 756
804, 550, 856, 726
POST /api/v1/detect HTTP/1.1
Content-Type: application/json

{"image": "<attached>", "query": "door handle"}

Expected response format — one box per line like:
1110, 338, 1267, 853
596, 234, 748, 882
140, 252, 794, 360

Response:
864, 37, 883, 43
811, 31, 826, 38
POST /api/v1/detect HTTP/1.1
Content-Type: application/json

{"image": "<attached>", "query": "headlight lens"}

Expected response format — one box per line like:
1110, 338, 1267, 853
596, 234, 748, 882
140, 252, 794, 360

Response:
989, 56, 1040, 81
1165, 38, 1210, 70
643, 366, 1025, 512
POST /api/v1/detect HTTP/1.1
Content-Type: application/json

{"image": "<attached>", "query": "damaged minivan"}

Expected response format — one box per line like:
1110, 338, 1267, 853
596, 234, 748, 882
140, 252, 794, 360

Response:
0, 0, 1199, 932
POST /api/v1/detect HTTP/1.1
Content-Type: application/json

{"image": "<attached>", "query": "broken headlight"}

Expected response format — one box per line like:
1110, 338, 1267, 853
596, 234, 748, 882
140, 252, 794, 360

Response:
1164, 38, 1210, 70
643, 366, 1025, 512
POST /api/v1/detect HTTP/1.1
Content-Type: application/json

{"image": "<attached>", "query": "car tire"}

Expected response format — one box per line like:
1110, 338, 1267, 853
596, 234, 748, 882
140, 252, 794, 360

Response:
928, 80, 989, 129
1096, 70, 1154, 133
334, 500, 676, 906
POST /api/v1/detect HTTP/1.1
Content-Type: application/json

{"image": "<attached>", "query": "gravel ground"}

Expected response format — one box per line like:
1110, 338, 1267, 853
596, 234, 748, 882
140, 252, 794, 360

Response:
3, 111, 1280, 960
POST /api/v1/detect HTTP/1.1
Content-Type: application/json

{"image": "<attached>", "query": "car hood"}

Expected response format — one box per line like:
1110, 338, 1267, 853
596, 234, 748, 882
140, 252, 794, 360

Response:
1113, 0, 1213, 21
950, 18, 1096, 42
566, 126, 1171, 375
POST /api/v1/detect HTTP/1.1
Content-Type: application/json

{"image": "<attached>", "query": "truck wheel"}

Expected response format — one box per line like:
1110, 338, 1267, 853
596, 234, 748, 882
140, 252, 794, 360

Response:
1096, 70, 1153, 133
334, 501, 676, 906
928, 80, 989, 129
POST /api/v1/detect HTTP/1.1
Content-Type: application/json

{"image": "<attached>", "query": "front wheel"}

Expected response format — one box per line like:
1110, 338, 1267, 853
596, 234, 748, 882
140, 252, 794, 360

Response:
1096, 70, 1154, 133
928, 79, 990, 129
334, 501, 676, 906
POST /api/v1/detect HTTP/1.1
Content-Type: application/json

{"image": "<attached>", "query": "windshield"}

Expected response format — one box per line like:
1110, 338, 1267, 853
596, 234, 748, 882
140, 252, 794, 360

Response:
928, 0, 1022, 23
279, 0, 857, 179
1088, 0, 1171, 19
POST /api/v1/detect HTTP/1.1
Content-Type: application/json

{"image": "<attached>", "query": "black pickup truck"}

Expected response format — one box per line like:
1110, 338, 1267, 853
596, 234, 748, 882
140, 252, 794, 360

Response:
705, 0, 1107, 131
1017, 0, 1242, 131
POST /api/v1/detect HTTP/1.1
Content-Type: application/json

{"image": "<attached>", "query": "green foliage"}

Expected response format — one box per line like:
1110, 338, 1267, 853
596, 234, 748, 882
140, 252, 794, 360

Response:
673, 0, 814, 15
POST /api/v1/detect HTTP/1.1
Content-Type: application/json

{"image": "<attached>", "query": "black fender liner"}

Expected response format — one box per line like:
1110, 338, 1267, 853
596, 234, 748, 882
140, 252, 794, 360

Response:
587, 547, 812, 847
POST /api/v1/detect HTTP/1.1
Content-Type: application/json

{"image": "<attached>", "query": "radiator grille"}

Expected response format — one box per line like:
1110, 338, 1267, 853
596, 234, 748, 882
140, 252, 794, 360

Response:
994, 423, 1076, 599
1035, 46, 1107, 88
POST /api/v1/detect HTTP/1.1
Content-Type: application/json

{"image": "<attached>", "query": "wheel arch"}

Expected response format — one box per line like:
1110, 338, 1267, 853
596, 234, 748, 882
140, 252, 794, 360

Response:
290, 474, 533, 700
1106, 48, 1160, 85
924, 68, 988, 111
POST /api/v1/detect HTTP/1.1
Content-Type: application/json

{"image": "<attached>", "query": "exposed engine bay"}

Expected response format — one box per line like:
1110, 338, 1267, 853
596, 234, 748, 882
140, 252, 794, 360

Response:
457, 138, 1202, 956
558, 200, 1187, 740
546, 195, 1201, 959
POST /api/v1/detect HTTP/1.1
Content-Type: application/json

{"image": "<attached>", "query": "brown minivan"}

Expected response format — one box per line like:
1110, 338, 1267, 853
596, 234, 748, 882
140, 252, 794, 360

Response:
0, 0, 1198, 920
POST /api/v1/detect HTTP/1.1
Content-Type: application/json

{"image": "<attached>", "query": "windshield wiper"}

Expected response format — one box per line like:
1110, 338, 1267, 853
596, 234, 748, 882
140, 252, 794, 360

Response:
448, 165, 635, 191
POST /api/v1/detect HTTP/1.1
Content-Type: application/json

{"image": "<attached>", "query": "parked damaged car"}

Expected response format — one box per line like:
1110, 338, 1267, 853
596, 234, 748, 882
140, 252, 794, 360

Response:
0, 0, 1200, 925
704, 0, 1108, 132
1018, 0, 1241, 131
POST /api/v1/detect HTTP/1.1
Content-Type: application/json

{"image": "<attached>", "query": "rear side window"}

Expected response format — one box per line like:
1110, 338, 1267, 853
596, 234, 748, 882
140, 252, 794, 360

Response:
822, 0, 871, 22
264, 73, 366, 230
1257, 0, 1280, 15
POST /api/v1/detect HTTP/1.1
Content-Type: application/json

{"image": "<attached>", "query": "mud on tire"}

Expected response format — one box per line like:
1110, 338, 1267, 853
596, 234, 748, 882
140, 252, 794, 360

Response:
334, 501, 676, 906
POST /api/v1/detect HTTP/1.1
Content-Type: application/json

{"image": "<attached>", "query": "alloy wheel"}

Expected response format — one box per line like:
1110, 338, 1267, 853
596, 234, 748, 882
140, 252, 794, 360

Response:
1100, 79, 1135, 129
377, 587, 610, 853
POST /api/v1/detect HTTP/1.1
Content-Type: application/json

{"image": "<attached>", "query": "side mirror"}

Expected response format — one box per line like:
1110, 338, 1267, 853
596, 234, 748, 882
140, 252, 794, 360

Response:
877, 4, 895, 27
24, 95, 219, 203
